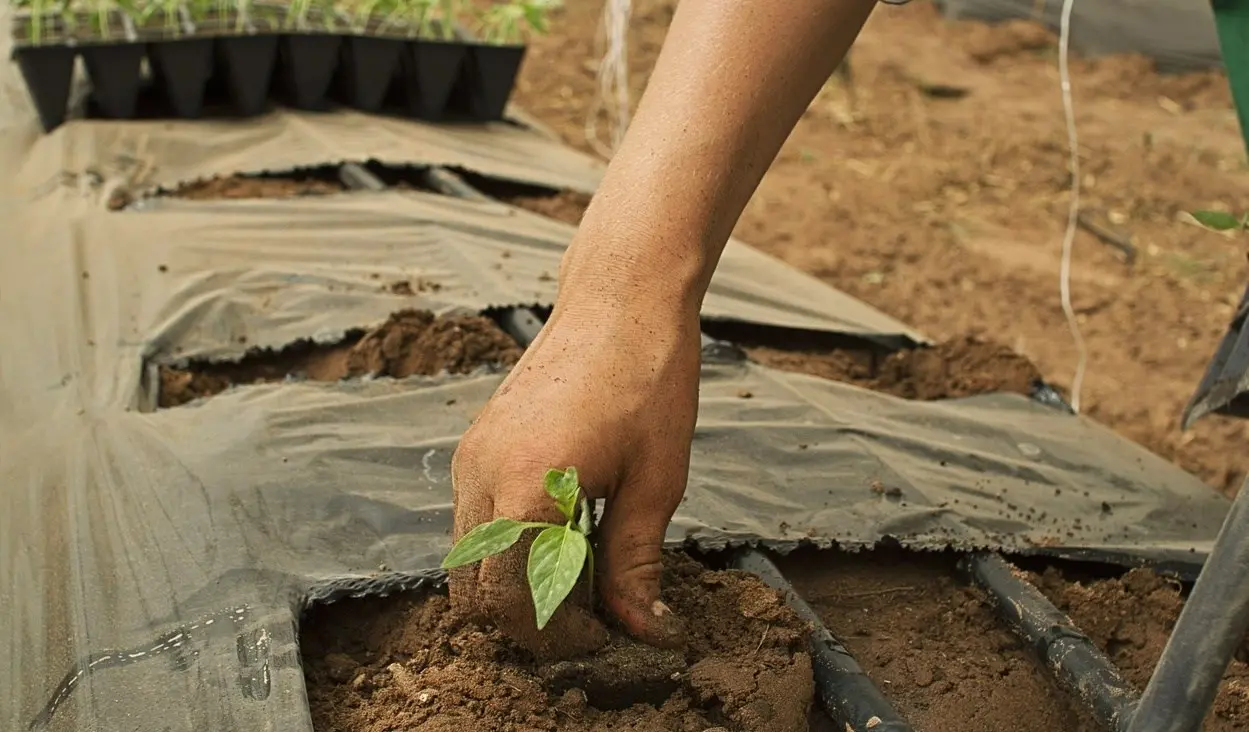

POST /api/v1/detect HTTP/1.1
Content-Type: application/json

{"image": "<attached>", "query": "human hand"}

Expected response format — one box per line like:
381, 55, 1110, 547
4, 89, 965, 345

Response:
448, 295, 700, 660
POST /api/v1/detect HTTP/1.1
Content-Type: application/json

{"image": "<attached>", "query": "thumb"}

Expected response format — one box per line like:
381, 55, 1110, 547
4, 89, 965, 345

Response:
596, 480, 686, 649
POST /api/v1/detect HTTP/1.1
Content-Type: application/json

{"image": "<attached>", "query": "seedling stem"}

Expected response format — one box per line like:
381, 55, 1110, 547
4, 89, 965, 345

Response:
441, 467, 595, 630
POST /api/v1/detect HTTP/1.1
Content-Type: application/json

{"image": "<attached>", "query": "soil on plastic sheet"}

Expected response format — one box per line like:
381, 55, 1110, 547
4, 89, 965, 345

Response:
158, 310, 521, 408
512, 0, 1249, 494
303, 553, 818, 732
746, 335, 1042, 400
1034, 567, 1249, 728
165, 173, 346, 200
777, 548, 1100, 732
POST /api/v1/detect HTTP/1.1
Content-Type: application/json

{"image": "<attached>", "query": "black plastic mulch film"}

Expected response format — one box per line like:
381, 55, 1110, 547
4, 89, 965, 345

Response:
10, 4, 525, 132
0, 114, 1235, 732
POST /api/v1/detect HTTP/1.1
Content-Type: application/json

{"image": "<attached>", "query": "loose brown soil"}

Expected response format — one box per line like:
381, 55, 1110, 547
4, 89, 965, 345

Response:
158, 310, 521, 408
778, 549, 1102, 731
746, 335, 1043, 400
503, 190, 594, 226
304, 554, 817, 732
1033, 567, 1249, 729
165, 172, 346, 200
511, 0, 1249, 494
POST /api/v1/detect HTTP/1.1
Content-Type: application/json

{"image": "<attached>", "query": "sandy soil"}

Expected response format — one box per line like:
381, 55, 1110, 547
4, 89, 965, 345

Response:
159, 310, 521, 407
507, 0, 1249, 495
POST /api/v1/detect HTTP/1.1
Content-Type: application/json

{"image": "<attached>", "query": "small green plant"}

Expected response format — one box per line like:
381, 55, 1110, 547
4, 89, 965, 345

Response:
475, 0, 557, 45
1192, 210, 1249, 232
441, 466, 594, 630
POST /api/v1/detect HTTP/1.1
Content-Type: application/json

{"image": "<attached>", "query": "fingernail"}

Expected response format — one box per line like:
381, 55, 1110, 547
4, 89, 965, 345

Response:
652, 600, 672, 617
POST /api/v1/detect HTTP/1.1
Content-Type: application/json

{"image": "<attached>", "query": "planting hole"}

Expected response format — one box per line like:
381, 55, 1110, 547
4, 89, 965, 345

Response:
454, 173, 592, 226
156, 310, 521, 408
302, 553, 823, 731
160, 168, 350, 201
705, 321, 1047, 401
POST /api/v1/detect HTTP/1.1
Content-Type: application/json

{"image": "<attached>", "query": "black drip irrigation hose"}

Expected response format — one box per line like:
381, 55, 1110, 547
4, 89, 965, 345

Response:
730, 548, 915, 732
960, 552, 1138, 731
1125, 472, 1249, 732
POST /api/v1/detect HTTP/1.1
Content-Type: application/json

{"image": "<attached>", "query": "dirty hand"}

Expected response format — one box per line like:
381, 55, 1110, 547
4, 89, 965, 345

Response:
449, 289, 700, 659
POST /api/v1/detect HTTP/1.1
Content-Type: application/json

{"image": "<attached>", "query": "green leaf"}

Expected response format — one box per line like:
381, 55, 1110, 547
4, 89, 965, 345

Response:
543, 467, 580, 522
441, 518, 549, 569
577, 495, 592, 536
1191, 210, 1245, 232
522, 3, 546, 33
527, 525, 589, 630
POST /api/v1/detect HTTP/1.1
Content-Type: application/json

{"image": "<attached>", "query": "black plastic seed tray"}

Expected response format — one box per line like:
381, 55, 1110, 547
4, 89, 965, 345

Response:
9, 8, 527, 132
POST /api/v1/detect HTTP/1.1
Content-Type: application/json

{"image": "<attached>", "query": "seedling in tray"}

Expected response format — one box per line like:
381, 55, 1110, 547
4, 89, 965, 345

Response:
441, 466, 593, 630
457, 0, 556, 120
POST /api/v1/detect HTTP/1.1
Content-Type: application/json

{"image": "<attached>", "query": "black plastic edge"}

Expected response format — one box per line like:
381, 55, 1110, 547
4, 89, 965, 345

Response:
960, 552, 1139, 730
729, 547, 915, 732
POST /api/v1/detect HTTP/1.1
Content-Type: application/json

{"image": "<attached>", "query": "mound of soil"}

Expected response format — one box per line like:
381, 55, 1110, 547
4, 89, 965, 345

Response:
1033, 567, 1249, 728
167, 173, 346, 200
303, 554, 816, 732
748, 335, 1043, 400
159, 310, 521, 408
777, 548, 1099, 731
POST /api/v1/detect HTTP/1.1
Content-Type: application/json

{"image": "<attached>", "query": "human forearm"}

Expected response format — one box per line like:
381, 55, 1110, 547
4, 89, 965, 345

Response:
557, 0, 877, 323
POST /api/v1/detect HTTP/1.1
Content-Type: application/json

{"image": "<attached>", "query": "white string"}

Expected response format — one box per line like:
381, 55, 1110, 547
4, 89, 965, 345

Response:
585, 0, 633, 159
1057, 0, 1087, 413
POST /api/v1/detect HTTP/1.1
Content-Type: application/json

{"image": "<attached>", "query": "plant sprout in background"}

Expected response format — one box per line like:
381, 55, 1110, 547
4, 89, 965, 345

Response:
476, 0, 558, 45
441, 467, 594, 630
1192, 210, 1249, 233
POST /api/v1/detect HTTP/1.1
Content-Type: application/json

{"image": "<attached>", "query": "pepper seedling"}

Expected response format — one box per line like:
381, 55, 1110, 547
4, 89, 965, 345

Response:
1191, 210, 1249, 232
441, 466, 594, 630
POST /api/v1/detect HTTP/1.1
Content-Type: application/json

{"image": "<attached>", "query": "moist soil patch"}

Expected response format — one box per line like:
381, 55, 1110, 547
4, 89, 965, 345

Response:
1032, 567, 1249, 728
776, 548, 1100, 731
746, 335, 1043, 400
165, 172, 347, 200
158, 310, 521, 407
303, 553, 819, 731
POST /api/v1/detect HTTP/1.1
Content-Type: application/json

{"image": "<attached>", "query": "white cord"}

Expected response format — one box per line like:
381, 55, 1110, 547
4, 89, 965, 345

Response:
585, 0, 633, 159
1057, 0, 1087, 413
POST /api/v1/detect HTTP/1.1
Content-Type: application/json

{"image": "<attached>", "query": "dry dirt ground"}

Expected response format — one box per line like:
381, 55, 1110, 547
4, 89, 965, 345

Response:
508, 0, 1249, 496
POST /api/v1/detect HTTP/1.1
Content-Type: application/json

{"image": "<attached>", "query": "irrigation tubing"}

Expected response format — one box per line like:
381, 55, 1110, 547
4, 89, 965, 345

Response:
730, 548, 915, 732
961, 553, 1138, 731
1126, 473, 1249, 732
